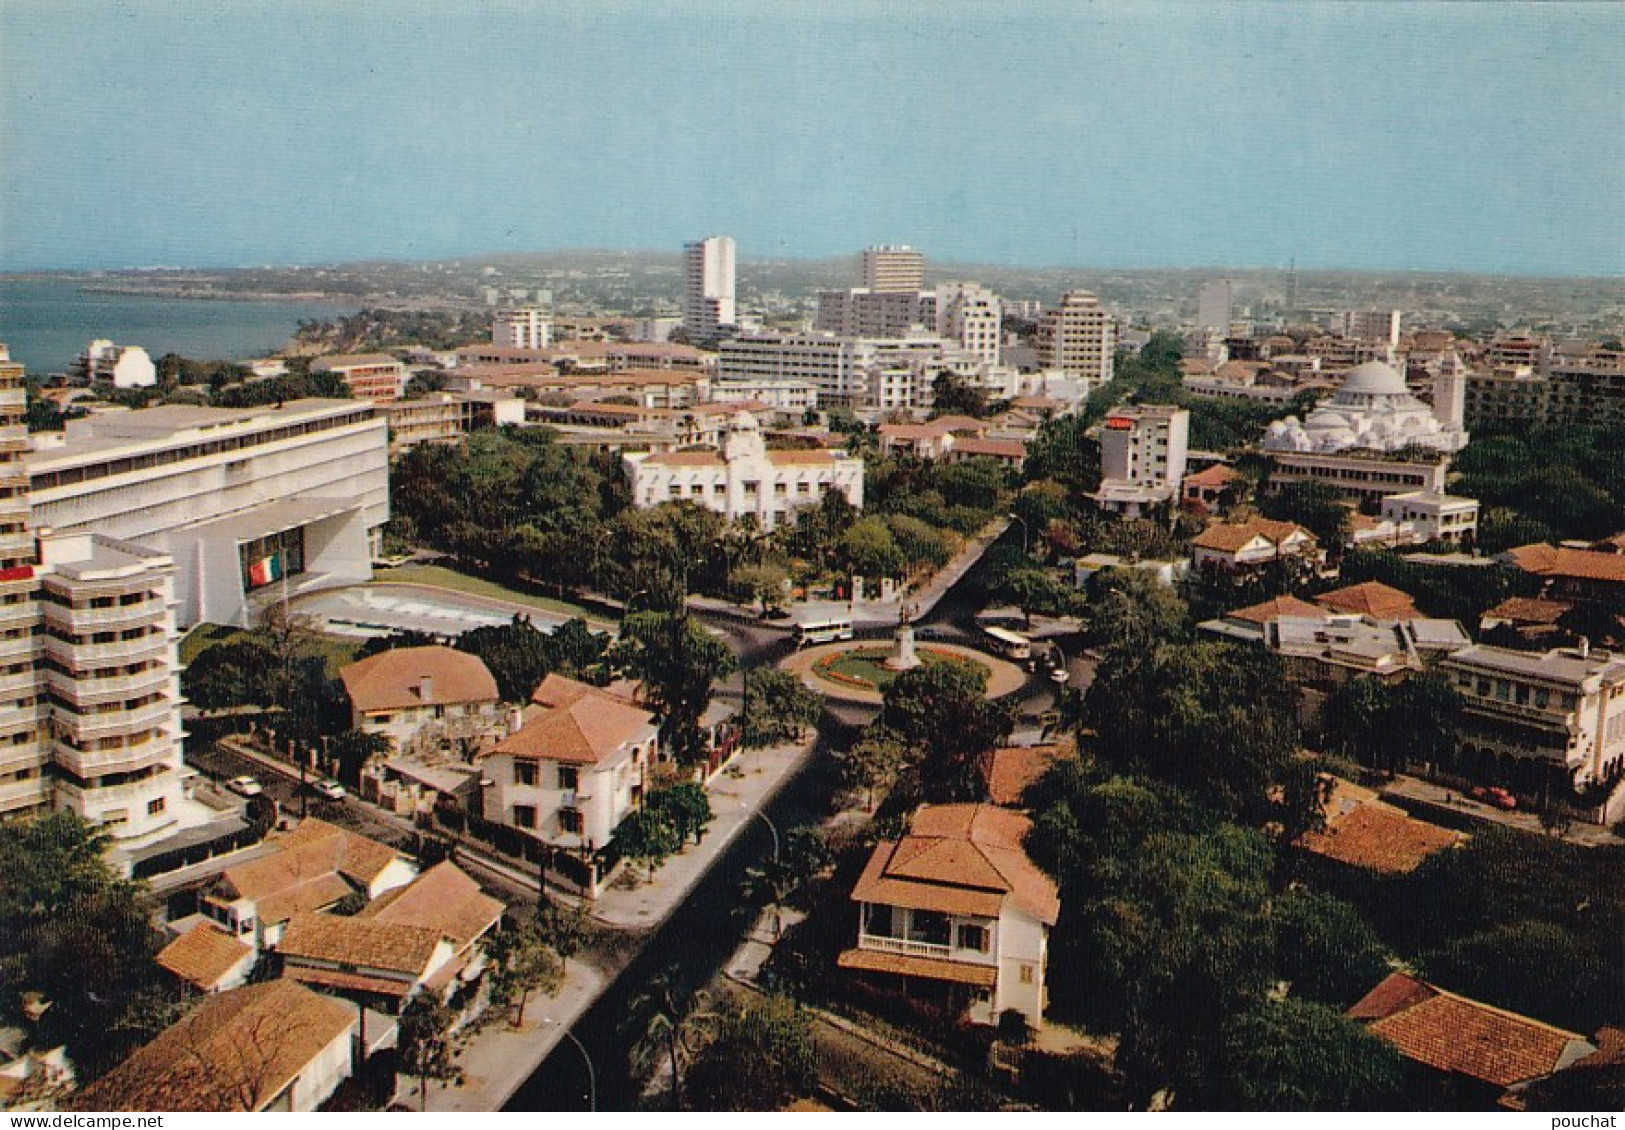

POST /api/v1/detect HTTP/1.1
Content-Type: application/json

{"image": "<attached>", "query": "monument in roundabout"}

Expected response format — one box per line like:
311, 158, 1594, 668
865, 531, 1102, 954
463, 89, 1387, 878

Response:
882, 602, 922, 672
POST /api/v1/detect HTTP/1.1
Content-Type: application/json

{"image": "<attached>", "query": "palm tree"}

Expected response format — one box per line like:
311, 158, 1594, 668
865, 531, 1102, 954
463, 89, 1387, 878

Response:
630, 973, 718, 1110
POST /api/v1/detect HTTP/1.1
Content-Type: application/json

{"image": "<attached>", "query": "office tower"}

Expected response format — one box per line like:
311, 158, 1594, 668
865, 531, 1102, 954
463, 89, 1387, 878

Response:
861, 245, 924, 293
493, 307, 552, 350
683, 236, 737, 340
1038, 291, 1117, 386
1197, 280, 1233, 332
935, 282, 1003, 364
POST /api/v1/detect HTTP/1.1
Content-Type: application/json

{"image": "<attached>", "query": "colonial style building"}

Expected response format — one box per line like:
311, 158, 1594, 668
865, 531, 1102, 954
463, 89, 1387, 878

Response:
339, 646, 506, 759
840, 804, 1059, 1030
311, 354, 406, 402
623, 412, 863, 528
1190, 517, 1320, 576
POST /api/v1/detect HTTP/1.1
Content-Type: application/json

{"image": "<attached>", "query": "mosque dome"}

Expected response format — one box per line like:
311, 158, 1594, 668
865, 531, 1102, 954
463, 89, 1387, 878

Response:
1337, 361, 1410, 397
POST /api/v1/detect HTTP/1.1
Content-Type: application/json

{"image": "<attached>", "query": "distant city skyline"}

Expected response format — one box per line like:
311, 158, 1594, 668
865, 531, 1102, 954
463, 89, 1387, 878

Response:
2, 1, 1621, 276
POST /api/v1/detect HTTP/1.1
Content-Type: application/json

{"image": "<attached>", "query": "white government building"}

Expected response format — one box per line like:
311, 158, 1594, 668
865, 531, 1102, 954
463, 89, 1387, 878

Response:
623, 412, 863, 528
25, 400, 390, 628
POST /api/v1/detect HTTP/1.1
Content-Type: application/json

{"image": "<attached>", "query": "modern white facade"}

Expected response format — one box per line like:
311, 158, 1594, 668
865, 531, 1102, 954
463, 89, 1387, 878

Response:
1332, 309, 1402, 347
1038, 291, 1116, 387
1092, 404, 1190, 516
683, 236, 737, 340
493, 307, 552, 350
815, 288, 936, 338
78, 340, 156, 388
1379, 490, 1480, 545
935, 281, 1003, 364
25, 400, 389, 628
624, 413, 863, 528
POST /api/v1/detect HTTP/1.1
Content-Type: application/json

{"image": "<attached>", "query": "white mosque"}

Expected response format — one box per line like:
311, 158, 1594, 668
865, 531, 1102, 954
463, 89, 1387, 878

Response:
1263, 361, 1469, 455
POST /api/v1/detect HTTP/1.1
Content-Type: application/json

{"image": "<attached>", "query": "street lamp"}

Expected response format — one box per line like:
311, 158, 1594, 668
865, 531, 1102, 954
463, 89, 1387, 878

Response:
543, 1019, 596, 1112
1007, 513, 1030, 556
743, 804, 780, 861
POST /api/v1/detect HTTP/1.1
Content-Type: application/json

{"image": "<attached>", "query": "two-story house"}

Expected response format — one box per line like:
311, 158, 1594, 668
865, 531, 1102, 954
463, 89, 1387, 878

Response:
480, 674, 658, 894
1191, 516, 1321, 576
839, 804, 1060, 1030
338, 646, 506, 759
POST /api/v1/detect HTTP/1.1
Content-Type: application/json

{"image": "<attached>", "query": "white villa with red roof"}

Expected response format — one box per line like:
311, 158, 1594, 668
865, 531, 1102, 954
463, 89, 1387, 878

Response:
840, 803, 1060, 1029
339, 645, 507, 757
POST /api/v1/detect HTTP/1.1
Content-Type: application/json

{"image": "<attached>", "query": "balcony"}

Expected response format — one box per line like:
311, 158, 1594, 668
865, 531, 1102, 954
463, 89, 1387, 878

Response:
44, 666, 171, 706
44, 635, 167, 665
48, 603, 161, 631
0, 777, 48, 812
55, 770, 172, 807
857, 932, 952, 960
62, 699, 176, 739
1460, 696, 1577, 733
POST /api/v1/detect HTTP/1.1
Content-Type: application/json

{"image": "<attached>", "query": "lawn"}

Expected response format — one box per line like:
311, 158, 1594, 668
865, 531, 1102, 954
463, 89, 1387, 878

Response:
178, 622, 364, 676
815, 647, 987, 692
374, 563, 601, 622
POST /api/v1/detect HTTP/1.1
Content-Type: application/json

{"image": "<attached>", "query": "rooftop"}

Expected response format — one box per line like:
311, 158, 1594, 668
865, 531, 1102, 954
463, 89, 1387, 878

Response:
1315, 580, 1421, 620
357, 860, 504, 950
278, 913, 443, 981
1296, 779, 1463, 874
155, 922, 254, 992
339, 645, 500, 713
1506, 543, 1625, 584
494, 681, 654, 766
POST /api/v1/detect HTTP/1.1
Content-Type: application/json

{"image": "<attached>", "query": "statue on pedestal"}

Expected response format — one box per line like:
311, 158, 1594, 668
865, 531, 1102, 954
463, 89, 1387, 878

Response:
883, 600, 921, 672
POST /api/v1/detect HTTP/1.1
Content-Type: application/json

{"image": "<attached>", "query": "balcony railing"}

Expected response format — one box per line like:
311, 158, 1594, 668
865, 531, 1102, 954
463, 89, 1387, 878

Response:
857, 932, 952, 960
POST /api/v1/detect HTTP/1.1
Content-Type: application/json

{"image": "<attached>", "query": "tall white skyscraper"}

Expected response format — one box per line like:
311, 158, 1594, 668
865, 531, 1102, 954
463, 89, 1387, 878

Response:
683, 236, 737, 340
493, 307, 552, 350
1197, 280, 1233, 332
861, 245, 924, 293
935, 281, 1003, 364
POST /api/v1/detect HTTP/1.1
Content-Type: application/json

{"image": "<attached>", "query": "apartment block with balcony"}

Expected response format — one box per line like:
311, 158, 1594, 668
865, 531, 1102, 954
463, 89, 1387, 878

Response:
310, 354, 406, 402
840, 804, 1060, 1029
0, 346, 43, 822
1439, 644, 1625, 797
1091, 404, 1189, 517
1037, 291, 1116, 388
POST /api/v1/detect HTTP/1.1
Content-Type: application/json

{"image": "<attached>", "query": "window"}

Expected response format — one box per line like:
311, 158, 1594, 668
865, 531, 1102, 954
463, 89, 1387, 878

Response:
147, 797, 166, 816
1019, 963, 1035, 985
909, 909, 950, 947
559, 808, 584, 834
865, 904, 894, 938
956, 924, 989, 952
512, 804, 537, 829
557, 766, 579, 791
513, 761, 537, 787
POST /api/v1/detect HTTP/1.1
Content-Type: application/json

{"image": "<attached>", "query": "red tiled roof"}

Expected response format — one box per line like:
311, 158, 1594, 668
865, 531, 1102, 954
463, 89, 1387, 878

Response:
278, 913, 442, 977
493, 693, 654, 765
1183, 464, 1244, 489
156, 923, 254, 991
357, 861, 503, 950
1482, 596, 1572, 626
851, 804, 1059, 926
642, 451, 724, 468
1316, 580, 1421, 620
1351, 972, 1596, 1088
838, 948, 998, 987
72, 980, 356, 1112
340, 646, 499, 713
952, 438, 1027, 460
985, 743, 1072, 807
1508, 544, 1625, 584
1227, 595, 1324, 625
214, 819, 408, 924
1194, 517, 1315, 554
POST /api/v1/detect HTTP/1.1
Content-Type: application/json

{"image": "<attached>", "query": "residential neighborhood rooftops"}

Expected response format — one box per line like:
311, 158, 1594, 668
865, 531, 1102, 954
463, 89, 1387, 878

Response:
213, 819, 409, 924
1350, 972, 1597, 1089
1226, 594, 1324, 625
493, 693, 654, 766
279, 913, 443, 980
985, 742, 1073, 808
1506, 543, 1625, 584
852, 803, 1060, 926
72, 980, 356, 1112
339, 646, 500, 713
1296, 779, 1463, 874
1482, 596, 1573, 626
1192, 516, 1315, 553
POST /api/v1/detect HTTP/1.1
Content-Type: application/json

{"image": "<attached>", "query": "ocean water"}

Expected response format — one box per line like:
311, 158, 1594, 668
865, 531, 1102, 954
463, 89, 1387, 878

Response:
0, 277, 358, 376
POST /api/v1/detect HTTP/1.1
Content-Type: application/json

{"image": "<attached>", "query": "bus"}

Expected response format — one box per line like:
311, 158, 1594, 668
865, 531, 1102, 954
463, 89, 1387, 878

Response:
794, 616, 854, 647
982, 625, 1032, 661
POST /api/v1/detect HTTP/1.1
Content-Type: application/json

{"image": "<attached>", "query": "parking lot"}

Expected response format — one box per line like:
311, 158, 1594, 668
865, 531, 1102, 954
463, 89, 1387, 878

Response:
292, 583, 576, 640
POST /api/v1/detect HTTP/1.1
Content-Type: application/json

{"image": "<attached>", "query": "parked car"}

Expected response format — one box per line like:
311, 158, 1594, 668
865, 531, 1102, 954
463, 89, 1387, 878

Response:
225, 775, 263, 798
1468, 785, 1517, 810
311, 779, 346, 800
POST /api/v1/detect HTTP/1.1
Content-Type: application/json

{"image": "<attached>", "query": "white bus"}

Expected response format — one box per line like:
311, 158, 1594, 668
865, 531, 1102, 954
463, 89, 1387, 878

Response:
982, 625, 1032, 661
794, 616, 854, 647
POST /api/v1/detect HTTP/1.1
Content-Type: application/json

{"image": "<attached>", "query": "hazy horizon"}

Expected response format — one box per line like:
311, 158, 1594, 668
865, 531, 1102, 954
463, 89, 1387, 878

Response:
3, 1, 1622, 276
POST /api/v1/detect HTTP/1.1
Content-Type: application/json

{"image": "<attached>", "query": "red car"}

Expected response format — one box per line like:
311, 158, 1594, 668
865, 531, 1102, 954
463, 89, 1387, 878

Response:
1468, 785, 1517, 810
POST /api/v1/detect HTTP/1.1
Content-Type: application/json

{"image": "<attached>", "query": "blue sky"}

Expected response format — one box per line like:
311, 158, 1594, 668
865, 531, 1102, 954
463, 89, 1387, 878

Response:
2, 1, 1621, 274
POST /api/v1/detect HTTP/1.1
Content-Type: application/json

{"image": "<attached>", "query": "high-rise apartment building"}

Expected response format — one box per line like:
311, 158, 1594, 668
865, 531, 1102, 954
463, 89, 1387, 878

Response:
1332, 309, 1402, 348
1092, 404, 1190, 517
493, 307, 552, 350
683, 236, 737, 340
935, 282, 1003, 365
1038, 291, 1116, 386
1197, 281, 1233, 332
861, 245, 924, 293
0, 346, 187, 855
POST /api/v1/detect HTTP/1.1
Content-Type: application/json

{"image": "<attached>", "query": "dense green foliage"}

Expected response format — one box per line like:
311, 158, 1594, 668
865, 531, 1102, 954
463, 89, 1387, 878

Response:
1318, 672, 1462, 774
742, 668, 822, 747
616, 612, 736, 764
684, 994, 817, 1112
1453, 424, 1624, 546
1206, 998, 1406, 1110
880, 661, 1014, 804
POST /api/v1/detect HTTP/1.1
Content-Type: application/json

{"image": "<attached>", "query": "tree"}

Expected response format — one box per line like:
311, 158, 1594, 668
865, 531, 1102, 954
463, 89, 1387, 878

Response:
485, 921, 564, 1029
881, 661, 1014, 804
1418, 921, 1615, 1034
841, 516, 906, 580
1272, 890, 1393, 1008
684, 993, 816, 1112
328, 728, 392, 787
647, 782, 713, 845
1206, 998, 1406, 1111
993, 566, 1078, 626
616, 808, 684, 876
0, 814, 170, 1079
617, 612, 736, 764
929, 370, 990, 418
834, 725, 915, 810
181, 636, 278, 712
1260, 480, 1351, 552
397, 994, 464, 1111
1082, 567, 1190, 656
1320, 673, 1461, 776
456, 617, 555, 703
742, 668, 821, 747
533, 895, 591, 974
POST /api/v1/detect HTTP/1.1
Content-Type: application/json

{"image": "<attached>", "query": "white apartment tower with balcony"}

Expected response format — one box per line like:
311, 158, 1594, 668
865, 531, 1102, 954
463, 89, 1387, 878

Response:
0, 346, 187, 856
683, 236, 737, 340
1092, 404, 1190, 517
1038, 291, 1116, 388
861, 245, 925, 293
492, 307, 552, 350
936, 281, 1003, 365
